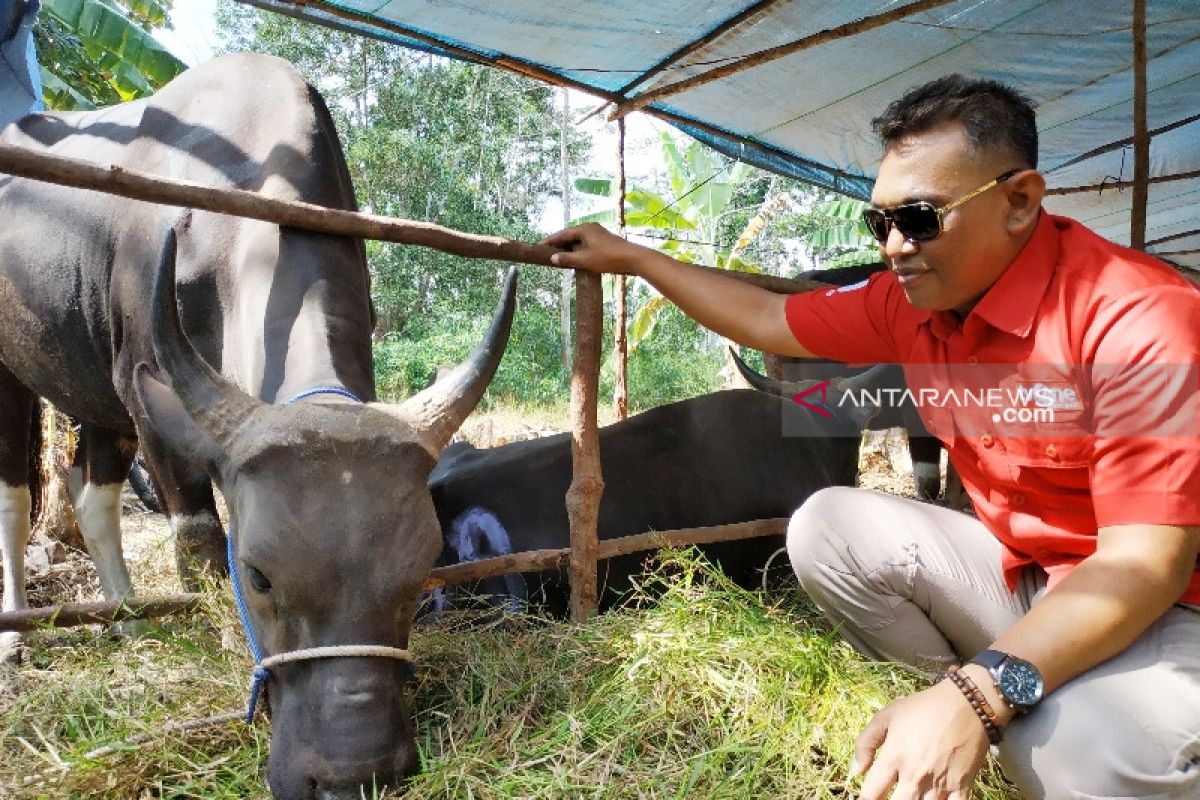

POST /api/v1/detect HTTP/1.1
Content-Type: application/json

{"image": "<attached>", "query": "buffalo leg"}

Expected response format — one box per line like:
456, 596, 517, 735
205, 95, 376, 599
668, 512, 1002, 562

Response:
901, 404, 943, 501
68, 426, 138, 602
0, 367, 36, 661
135, 436, 226, 590
908, 435, 943, 502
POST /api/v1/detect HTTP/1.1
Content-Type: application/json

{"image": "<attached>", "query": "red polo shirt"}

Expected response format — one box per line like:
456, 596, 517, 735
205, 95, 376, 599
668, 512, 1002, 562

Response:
784, 213, 1200, 605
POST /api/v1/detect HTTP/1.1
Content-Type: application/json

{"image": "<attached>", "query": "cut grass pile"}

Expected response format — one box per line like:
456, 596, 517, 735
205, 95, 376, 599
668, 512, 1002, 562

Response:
1, 547, 1019, 799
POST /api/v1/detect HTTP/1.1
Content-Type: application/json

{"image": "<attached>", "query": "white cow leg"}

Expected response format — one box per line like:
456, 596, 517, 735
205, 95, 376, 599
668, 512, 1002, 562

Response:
69, 468, 133, 602
1, 481, 33, 662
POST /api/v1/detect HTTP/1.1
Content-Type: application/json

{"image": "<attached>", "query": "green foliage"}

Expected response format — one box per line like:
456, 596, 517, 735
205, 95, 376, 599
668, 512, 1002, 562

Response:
620, 304, 724, 411
801, 197, 881, 270
374, 286, 571, 408
34, 0, 185, 109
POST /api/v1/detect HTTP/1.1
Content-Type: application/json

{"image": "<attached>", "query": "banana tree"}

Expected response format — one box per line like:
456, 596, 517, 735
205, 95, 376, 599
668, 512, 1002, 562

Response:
573, 132, 777, 350
572, 132, 800, 402
801, 196, 881, 269
34, 0, 185, 109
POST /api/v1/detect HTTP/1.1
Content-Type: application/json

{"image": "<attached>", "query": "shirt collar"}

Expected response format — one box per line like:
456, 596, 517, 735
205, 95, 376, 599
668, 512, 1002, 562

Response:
928, 210, 1059, 340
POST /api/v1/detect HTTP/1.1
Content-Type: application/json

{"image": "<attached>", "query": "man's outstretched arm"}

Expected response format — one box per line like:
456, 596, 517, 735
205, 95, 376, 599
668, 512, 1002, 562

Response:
544, 223, 816, 358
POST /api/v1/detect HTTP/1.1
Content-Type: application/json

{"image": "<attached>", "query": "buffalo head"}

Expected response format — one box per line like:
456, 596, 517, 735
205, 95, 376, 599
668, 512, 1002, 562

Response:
134, 230, 516, 799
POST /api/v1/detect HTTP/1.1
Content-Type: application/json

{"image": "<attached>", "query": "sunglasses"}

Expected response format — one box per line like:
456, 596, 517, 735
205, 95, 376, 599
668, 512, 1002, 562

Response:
863, 169, 1021, 244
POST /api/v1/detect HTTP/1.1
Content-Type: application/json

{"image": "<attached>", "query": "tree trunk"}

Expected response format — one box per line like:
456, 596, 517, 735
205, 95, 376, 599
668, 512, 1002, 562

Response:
34, 404, 83, 552
613, 118, 629, 419
559, 88, 573, 370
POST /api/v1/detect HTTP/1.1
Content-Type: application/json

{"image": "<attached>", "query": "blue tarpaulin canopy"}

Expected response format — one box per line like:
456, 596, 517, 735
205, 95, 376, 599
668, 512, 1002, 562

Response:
248, 0, 1198, 268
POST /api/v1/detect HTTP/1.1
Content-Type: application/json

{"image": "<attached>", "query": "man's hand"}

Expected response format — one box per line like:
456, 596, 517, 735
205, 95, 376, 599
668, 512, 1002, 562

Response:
852, 679, 991, 800
542, 223, 651, 275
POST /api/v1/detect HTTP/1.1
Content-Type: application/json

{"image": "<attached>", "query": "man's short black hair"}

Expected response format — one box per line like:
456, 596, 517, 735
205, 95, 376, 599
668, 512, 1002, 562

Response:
872, 74, 1039, 169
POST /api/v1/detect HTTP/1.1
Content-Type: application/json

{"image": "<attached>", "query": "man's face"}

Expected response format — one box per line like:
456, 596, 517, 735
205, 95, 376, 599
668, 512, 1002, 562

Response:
870, 122, 1020, 315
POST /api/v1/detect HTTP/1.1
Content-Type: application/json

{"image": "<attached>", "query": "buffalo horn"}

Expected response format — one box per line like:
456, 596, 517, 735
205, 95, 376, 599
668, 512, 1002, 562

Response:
150, 227, 265, 450
394, 267, 517, 455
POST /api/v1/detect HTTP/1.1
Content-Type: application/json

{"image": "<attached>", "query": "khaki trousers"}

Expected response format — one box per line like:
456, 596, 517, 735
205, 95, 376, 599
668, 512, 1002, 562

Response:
787, 487, 1200, 800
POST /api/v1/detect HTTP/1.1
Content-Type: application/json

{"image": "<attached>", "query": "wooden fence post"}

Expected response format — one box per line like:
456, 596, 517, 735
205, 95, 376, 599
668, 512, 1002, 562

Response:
567, 270, 604, 622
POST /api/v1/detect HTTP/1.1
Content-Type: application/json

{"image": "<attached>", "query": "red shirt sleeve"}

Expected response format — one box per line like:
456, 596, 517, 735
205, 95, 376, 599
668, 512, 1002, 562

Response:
783, 270, 920, 364
1084, 284, 1200, 527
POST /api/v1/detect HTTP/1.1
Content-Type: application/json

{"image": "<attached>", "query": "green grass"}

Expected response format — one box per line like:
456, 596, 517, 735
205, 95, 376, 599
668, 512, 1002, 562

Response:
1, 550, 1019, 799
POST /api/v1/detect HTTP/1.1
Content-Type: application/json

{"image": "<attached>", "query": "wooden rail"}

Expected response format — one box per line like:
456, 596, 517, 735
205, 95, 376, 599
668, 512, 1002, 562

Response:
2, 518, 789, 631
0, 594, 203, 633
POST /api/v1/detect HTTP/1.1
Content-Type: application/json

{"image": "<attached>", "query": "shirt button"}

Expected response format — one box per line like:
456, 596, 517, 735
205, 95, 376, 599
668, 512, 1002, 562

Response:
980, 433, 994, 447
967, 355, 979, 365
1045, 444, 1058, 459
1011, 493, 1027, 506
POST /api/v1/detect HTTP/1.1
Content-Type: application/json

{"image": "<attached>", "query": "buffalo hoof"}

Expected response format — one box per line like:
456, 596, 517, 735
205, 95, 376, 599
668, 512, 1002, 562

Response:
0, 631, 25, 665
173, 527, 229, 592
913, 462, 942, 502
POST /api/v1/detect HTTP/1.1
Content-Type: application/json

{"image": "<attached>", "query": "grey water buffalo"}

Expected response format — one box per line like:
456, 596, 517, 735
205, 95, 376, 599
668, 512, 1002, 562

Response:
428, 389, 863, 616
768, 262, 944, 500
0, 53, 514, 799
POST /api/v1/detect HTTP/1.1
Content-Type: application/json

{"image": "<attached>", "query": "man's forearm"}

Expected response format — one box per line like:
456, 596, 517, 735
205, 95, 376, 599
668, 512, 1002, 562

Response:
634, 249, 812, 357
965, 523, 1198, 723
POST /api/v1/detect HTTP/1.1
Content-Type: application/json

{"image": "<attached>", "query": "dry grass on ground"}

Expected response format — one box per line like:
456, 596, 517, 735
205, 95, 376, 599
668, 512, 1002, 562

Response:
0, 410, 1013, 799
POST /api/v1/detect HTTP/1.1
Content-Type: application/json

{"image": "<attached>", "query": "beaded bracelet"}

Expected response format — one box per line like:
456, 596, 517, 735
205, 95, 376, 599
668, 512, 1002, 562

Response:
946, 664, 1003, 745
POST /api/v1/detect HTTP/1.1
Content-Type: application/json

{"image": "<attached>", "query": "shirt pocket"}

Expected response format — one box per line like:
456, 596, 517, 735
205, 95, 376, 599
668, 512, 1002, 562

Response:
1003, 431, 1092, 494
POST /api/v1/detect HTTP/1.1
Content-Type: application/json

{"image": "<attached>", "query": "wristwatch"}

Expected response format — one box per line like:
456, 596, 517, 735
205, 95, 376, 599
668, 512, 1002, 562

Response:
969, 649, 1045, 713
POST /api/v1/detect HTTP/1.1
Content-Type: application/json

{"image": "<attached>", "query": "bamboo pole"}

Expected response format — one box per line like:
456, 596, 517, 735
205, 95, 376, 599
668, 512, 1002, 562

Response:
0, 594, 202, 633
423, 517, 789, 589
1130, 0, 1150, 250
608, 0, 957, 120
614, 118, 629, 420
1043, 169, 1200, 196
0, 143, 829, 294
566, 268, 604, 622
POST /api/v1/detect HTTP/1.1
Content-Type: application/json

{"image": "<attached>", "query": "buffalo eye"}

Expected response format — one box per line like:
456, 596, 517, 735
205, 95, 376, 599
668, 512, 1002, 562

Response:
244, 564, 272, 594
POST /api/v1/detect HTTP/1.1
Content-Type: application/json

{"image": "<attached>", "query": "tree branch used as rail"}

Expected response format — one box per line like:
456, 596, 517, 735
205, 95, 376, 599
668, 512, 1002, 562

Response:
0, 594, 202, 633
0, 143, 556, 264
3, 519, 791, 630
424, 517, 789, 589
0, 143, 828, 295
608, 0, 957, 120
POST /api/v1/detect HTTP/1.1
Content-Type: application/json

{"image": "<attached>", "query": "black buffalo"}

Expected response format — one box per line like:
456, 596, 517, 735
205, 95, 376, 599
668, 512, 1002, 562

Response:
764, 262, 943, 500
428, 389, 864, 616
0, 53, 514, 799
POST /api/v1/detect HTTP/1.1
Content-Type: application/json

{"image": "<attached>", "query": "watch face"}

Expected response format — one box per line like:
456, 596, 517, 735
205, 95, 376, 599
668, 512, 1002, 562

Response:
998, 659, 1044, 707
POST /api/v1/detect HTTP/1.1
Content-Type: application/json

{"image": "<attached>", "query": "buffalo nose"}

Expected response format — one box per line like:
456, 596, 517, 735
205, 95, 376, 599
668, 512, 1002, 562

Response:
319, 789, 367, 800
330, 676, 381, 707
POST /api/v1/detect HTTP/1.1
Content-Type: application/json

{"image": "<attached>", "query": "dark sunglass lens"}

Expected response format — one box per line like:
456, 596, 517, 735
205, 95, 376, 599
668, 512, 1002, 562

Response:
892, 203, 941, 242
863, 209, 890, 243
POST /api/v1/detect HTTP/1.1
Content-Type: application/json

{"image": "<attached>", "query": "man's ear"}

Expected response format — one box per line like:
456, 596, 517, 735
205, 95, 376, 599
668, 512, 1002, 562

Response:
1004, 169, 1045, 235
132, 362, 224, 473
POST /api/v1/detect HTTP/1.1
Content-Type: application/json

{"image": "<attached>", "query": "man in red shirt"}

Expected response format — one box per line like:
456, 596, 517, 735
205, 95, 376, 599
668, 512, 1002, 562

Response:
546, 75, 1200, 799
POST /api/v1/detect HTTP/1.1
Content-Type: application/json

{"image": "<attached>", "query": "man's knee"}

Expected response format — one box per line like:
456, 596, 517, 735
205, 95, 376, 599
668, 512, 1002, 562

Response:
787, 486, 861, 587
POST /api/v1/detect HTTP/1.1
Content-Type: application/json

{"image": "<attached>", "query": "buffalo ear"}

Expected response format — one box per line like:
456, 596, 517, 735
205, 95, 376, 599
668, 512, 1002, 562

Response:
132, 362, 224, 472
